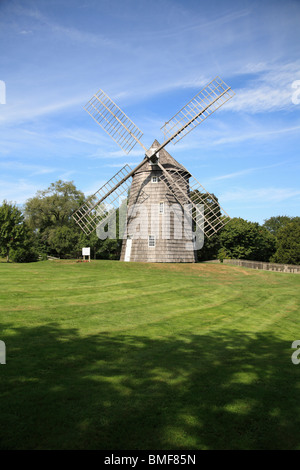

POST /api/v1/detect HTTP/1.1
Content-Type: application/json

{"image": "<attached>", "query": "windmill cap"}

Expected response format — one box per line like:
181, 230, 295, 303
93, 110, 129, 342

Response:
135, 140, 191, 175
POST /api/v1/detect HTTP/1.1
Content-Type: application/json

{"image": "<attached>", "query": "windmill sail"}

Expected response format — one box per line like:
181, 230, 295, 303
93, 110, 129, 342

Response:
157, 161, 229, 238
73, 165, 133, 235
161, 76, 234, 145
84, 89, 145, 154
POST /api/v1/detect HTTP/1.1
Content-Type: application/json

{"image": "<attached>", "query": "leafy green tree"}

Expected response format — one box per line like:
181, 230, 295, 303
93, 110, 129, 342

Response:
263, 215, 293, 236
218, 217, 276, 262
74, 230, 107, 260
10, 244, 39, 263
25, 180, 85, 258
47, 226, 79, 257
191, 191, 223, 261
25, 180, 85, 231
217, 247, 230, 263
95, 238, 122, 260
197, 234, 220, 261
270, 218, 300, 265
0, 201, 27, 262
24, 180, 121, 259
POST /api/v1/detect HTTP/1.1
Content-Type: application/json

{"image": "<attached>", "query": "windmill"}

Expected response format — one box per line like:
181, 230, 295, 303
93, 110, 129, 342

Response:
73, 77, 235, 262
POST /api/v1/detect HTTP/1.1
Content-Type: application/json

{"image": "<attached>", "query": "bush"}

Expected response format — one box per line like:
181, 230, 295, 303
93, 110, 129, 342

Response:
270, 218, 300, 265
197, 234, 220, 261
218, 247, 229, 263
10, 246, 39, 263
219, 218, 276, 262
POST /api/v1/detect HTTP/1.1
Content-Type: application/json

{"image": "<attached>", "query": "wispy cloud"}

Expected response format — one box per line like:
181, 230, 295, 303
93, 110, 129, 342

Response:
0, 160, 57, 176
105, 162, 138, 168
0, 179, 41, 204
211, 124, 300, 146
228, 61, 300, 113
10, 4, 113, 47
81, 179, 107, 197
210, 168, 256, 181
220, 187, 300, 204
138, 8, 251, 41
0, 95, 86, 125
208, 161, 289, 182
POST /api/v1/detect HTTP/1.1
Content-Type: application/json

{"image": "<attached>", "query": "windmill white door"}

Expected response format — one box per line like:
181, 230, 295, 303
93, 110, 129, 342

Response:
124, 239, 132, 262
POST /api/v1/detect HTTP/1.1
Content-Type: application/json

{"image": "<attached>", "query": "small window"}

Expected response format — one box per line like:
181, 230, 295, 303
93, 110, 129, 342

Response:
148, 235, 156, 247
152, 176, 158, 183
159, 202, 164, 214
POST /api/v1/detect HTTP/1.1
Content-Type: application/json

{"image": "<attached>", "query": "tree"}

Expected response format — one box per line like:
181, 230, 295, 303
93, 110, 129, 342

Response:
24, 180, 85, 258
10, 243, 39, 263
95, 238, 122, 260
270, 218, 300, 265
263, 215, 293, 236
47, 226, 80, 257
217, 247, 229, 263
25, 180, 85, 231
0, 201, 26, 262
218, 217, 276, 262
191, 191, 223, 261
197, 234, 220, 261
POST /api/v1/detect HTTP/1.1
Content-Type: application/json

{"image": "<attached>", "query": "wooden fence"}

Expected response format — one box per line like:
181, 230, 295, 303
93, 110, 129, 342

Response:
205, 259, 300, 273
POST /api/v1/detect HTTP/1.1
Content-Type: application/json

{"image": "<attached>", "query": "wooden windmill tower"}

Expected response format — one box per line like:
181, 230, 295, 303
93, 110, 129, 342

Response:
73, 77, 235, 262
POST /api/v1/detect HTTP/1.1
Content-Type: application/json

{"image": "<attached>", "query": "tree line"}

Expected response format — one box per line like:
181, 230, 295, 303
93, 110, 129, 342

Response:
0, 180, 299, 265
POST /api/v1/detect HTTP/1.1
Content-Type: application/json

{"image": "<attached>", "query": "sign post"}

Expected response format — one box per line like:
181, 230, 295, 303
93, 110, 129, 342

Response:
82, 247, 91, 262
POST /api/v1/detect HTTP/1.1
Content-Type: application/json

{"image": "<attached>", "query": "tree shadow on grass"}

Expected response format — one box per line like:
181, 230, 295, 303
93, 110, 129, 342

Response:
0, 324, 299, 449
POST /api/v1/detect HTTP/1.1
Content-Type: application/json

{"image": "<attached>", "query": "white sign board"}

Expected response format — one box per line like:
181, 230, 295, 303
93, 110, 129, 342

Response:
82, 247, 90, 256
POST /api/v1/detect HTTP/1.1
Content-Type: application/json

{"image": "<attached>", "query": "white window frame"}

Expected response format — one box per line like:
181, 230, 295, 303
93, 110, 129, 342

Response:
159, 202, 164, 214
148, 235, 156, 247
151, 176, 158, 183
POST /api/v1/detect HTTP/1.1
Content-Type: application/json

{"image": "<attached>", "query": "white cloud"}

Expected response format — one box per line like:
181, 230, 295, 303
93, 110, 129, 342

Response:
0, 179, 41, 204
0, 161, 57, 176
209, 124, 300, 146
228, 61, 300, 113
206, 161, 289, 183
19, 30, 33, 35
210, 168, 256, 181
0, 95, 86, 125
220, 187, 300, 204
81, 179, 107, 197
11, 4, 113, 47
105, 162, 138, 168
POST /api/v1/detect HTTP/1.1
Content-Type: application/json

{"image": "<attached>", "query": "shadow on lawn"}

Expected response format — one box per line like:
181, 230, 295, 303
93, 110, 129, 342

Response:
0, 324, 298, 449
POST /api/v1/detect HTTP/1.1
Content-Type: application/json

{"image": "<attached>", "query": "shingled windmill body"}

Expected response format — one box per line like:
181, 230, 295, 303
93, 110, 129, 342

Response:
120, 140, 195, 262
73, 77, 235, 263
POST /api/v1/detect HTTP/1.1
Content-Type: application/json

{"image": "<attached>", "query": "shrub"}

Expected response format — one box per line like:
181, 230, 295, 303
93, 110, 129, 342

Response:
10, 246, 39, 263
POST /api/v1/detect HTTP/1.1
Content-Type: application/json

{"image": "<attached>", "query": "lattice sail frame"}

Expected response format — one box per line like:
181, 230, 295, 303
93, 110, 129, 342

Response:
157, 161, 230, 238
73, 165, 133, 235
161, 76, 235, 144
84, 89, 144, 154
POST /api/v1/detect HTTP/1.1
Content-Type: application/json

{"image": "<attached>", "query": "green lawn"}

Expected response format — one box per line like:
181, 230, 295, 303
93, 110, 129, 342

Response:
0, 259, 299, 449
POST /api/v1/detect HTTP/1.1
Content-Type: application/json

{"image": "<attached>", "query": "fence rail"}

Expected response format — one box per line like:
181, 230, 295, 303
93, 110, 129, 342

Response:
205, 259, 300, 273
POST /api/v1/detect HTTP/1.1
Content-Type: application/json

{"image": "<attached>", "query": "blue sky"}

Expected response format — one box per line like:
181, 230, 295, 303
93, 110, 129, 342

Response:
0, 0, 299, 224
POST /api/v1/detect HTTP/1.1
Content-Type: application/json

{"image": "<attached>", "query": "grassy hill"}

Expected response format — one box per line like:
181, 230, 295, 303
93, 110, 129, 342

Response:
0, 260, 299, 449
